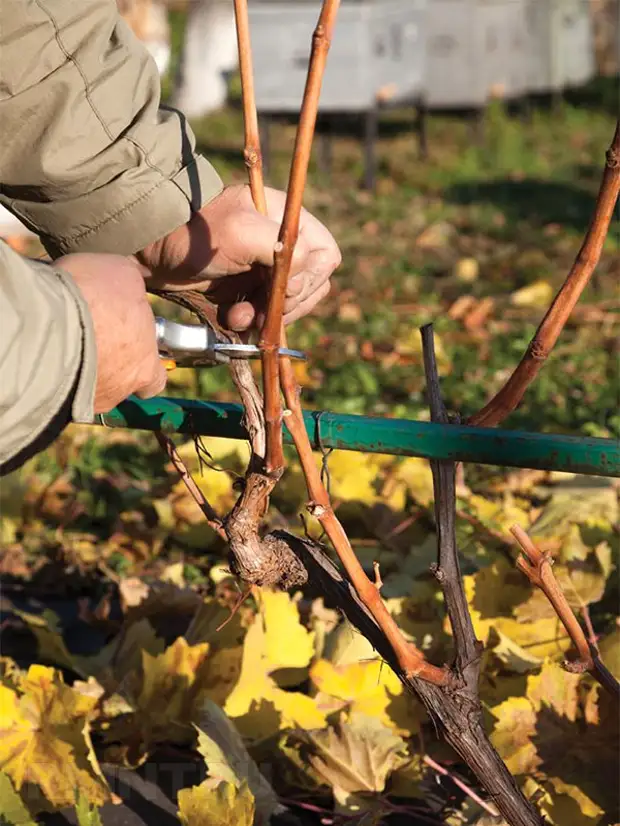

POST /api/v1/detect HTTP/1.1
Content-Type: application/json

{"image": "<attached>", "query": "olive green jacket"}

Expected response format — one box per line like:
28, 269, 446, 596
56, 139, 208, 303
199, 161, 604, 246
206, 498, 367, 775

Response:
0, 0, 223, 475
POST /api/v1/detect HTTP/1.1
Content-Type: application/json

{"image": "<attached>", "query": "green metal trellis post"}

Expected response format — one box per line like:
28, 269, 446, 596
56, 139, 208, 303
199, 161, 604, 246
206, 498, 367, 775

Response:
99, 396, 619, 478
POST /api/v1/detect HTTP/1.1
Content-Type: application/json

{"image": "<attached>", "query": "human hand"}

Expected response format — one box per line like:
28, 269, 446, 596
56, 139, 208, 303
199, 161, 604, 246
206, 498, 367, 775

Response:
137, 184, 341, 331
56, 253, 167, 413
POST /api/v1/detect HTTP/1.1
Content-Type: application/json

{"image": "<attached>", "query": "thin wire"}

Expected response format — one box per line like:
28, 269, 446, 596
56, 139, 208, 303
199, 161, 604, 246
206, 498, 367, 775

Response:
313, 411, 334, 540
314, 411, 334, 497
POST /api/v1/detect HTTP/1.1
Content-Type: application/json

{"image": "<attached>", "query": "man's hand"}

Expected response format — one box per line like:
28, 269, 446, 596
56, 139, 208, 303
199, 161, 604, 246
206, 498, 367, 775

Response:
137, 185, 341, 331
56, 254, 167, 414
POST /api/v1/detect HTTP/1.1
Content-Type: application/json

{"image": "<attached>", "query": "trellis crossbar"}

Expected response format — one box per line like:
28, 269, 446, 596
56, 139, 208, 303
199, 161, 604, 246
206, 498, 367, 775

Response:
98, 396, 619, 478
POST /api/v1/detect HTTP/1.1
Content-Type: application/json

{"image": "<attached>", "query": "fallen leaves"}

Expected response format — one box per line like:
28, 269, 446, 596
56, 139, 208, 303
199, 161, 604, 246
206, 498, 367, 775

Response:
0, 424, 617, 824
177, 779, 255, 826
195, 699, 282, 825
291, 712, 409, 812
223, 596, 327, 740
0, 666, 110, 809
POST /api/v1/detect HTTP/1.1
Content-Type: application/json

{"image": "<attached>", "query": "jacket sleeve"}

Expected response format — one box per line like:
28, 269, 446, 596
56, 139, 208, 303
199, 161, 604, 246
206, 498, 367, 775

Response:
0, 0, 223, 259
0, 242, 96, 476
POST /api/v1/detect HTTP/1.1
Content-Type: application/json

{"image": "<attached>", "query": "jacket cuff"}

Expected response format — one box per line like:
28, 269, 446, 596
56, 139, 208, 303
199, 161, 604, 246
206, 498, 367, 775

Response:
40, 155, 223, 259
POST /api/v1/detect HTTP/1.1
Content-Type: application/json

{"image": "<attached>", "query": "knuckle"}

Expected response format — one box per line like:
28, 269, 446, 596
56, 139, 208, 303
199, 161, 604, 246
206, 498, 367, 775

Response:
313, 246, 341, 275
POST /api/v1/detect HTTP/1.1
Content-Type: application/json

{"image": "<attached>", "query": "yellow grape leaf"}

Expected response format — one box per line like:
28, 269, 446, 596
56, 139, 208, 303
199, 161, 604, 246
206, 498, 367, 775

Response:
170, 476, 233, 526
224, 672, 325, 741
160, 562, 186, 588
102, 636, 212, 760
486, 628, 542, 674
258, 590, 315, 679
393, 457, 435, 507
310, 659, 422, 736
196, 646, 244, 709
526, 660, 580, 720
319, 451, 403, 510
530, 479, 618, 542
151, 498, 176, 532
164, 440, 241, 529
0, 772, 37, 826
467, 494, 530, 536
461, 560, 571, 659
562, 544, 611, 609
597, 625, 620, 680
0, 518, 18, 545
177, 779, 255, 826
490, 660, 582, 776
547, 777, 604, 823
489, 696, 538, 775
137, 637, 210, 731
0, 666, 110, 808
291, 358, 320, 388
224, 617, 325, 740
510, 280, 553, 308
522, 776, 604, 826
185, 599, 247, 708
322, 621, 379, 667
195, 699, 281, 825
559, 523, 592, 563
395, 327, 451, 372
301, 712, 409, 799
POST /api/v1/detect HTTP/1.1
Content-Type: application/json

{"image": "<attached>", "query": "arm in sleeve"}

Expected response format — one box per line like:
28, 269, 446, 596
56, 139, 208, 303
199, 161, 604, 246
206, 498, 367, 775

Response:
0, 0, 223, 259
0, 242, 96, 476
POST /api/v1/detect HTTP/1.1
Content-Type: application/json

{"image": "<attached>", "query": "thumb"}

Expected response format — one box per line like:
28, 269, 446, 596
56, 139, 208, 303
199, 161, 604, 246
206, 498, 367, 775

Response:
237, 210, 310, 276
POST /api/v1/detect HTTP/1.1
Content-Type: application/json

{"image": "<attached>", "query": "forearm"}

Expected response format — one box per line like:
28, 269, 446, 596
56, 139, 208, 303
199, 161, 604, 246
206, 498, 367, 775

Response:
0, 0, 222, 258
0, 243, 96, 476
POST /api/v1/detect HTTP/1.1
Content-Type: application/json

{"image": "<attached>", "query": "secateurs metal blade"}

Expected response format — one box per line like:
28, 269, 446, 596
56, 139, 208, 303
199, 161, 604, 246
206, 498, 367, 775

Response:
155, 317, 306, 368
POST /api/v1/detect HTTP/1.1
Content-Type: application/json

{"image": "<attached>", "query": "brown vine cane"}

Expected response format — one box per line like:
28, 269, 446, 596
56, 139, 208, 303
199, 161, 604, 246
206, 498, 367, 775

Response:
231, 0, 448, 684
468, 120, 620, 428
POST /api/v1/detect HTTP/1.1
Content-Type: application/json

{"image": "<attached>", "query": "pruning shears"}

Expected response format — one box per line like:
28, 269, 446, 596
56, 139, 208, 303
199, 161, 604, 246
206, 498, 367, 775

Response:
155, 317, 306, 370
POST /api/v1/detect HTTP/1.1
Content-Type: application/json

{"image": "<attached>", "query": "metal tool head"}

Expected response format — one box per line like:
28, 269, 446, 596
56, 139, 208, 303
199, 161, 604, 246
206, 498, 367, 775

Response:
212, 343, 306, 360
155, 316, 306, 367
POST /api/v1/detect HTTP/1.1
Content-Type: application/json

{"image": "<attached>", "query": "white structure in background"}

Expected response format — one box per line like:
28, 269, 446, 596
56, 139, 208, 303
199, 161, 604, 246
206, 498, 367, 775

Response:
139, 0, 172, 75
172, 0, 238, 117
121, 0, 237, 116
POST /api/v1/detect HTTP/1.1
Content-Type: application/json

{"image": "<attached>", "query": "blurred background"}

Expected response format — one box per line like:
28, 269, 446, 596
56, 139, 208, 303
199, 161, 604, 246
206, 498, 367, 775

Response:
0, 5, 618, 824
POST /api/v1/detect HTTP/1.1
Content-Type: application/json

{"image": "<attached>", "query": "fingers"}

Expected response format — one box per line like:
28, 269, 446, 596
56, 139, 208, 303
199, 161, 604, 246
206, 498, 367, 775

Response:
233, 208, 312, 276
263, 187, 340, 262
222, 300, 258, 332
284, 247, 336, 313
262, 186, 340, 318
283, 279, 331, 326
